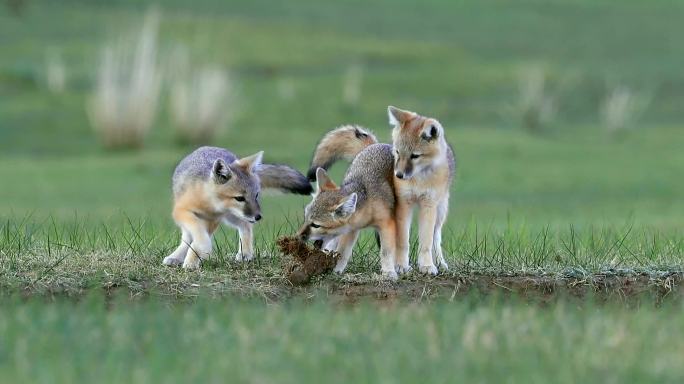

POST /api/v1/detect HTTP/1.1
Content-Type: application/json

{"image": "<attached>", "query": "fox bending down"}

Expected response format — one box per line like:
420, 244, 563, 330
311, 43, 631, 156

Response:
164, 146, 312, 269
307, 107, 455, 275
297, 143, 400, 279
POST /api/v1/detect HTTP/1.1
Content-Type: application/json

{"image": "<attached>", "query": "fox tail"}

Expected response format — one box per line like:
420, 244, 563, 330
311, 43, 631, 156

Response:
307, 125, 378, 181
257, 164, 313, 195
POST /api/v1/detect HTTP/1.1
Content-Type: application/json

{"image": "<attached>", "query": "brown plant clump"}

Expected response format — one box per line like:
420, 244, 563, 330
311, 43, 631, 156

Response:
277, 236, 338, 285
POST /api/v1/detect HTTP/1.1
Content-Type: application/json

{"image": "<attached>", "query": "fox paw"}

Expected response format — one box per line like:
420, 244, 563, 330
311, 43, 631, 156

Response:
437, 260, 449, 271
418, 264, 438, 276
234, 252, 254, 262
162, 256, 183, 266
381, 269, 398, 281
333, 266, 346, 274
182, 258, 201, 270
395, 264, 412, 274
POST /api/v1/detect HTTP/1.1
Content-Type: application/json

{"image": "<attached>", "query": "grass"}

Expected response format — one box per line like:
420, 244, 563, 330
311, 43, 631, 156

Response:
2, 0, 684, 381
2, 294, 684, 383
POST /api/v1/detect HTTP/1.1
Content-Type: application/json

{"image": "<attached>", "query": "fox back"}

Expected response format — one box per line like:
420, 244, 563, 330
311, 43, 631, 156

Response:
300, 144, 395, 241
172, 146, 262, 221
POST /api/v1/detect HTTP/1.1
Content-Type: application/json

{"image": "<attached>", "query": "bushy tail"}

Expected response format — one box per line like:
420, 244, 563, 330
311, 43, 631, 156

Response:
307, 125, 378, 181
257, 164, 313, 195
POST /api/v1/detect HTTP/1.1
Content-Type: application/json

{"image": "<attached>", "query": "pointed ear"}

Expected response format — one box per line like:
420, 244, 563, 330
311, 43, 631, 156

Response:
315, 168, 338, 192
212, 159, 232, 184
421, 121, 442, 142
334, 193, 357, 218
388, 105, 415, 126
236, 151, 263, 173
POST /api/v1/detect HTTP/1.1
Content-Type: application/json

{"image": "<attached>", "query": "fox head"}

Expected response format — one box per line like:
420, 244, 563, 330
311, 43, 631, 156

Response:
209, 151, 263, 223
388, 106, 447, 180
297, 168, 357, 246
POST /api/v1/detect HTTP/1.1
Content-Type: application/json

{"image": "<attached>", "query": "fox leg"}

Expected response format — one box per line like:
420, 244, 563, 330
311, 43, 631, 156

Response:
174, 210, 217, 270
378, 219, 398, 280
433, 196, 449, 271
323, 237, 339, 252
417, 203, 438, 275
235, 221, 254, 262
333, 230, 360, 273
163, 227, 192, 266
395, 200, 413, 274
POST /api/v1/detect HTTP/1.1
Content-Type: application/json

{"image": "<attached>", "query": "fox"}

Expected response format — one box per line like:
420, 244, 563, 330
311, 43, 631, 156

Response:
307, 124, 378, 181
388, 106, 455, 275
164, 146, 312, 270
296, 142, 399, 280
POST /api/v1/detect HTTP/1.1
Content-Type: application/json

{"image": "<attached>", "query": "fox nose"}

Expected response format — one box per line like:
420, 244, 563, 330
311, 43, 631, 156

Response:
254, 214, 262, 222
395, 171, 404, 179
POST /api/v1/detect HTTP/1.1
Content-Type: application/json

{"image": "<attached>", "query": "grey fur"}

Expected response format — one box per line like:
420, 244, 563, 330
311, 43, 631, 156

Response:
172, 146, 311, 196
257, 164, 313, 195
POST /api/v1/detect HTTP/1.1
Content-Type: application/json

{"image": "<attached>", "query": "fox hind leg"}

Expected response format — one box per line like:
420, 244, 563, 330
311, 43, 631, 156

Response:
378, 219, 398, 280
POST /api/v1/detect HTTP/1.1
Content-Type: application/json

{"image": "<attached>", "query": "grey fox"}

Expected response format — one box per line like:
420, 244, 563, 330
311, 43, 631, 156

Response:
296, 143, 399, 279
164, 146, 311, 269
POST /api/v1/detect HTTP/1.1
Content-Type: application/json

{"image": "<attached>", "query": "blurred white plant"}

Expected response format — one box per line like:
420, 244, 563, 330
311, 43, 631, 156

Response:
277, 78, 296, 102
342, 63, 364, 107
168, 48, 234, 145
601, 85, 648, 134
87, 10, 162, 149
515, 65, 555, 133
45, 50, 66, 93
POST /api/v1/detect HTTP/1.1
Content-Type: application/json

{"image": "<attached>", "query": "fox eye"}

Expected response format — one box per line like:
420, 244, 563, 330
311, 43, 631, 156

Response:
310, 223, 321, 228
234, 196, 246, 202
410, 153, 421, 159
354, 129, 368, 139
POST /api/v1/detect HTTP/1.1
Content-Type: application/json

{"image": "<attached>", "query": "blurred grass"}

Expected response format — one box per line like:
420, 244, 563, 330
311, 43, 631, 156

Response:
1, 294, 684, 383
2, 1, 684, 381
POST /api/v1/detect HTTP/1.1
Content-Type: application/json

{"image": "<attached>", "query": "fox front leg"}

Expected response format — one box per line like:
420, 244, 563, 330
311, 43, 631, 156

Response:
163, 228, 192, 266
417, 203, 438, 275
234, 221, 254, 262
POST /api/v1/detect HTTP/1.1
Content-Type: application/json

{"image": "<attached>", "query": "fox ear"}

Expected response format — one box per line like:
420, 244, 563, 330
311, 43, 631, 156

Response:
334, 193, 357, 218
388, 106, 414, 126
212, 159, 232, 184
315, 168, 338, 192
421, 121, 442, 141
236, 151, 263, 173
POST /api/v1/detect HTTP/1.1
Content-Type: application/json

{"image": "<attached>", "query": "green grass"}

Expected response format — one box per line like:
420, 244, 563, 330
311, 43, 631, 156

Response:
2, 294, 684, 383
2, 0, 684, 381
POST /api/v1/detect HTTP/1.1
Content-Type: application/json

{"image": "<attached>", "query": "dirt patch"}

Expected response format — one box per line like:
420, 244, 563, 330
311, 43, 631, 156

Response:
277, 236, 339, 285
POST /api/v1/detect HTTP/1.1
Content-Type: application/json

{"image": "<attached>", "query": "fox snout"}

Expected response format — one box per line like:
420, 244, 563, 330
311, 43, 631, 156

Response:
296, 224, 310, 241
394, 158, 414, 180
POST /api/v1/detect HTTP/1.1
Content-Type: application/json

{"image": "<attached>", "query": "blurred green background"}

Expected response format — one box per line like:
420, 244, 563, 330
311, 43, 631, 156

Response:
2, 0, 683, 231
3, 2, 684, 382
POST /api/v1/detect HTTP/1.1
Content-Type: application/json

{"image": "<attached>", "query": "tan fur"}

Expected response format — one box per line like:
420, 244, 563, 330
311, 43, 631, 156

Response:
164, 149, 265, 269
389, 106, 455, 275
297, 143, 399, 279
307, 125, 377, 181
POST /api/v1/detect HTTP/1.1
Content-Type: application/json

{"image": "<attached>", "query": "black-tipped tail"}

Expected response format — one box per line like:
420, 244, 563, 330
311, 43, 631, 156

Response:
257, 164, 313, 195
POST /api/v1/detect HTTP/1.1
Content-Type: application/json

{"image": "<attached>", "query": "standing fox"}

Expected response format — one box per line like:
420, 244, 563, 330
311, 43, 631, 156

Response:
296, 142, 399, 279
164, 146, 312, 269
306, 107, 455, 275
388, 106, 455, 275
